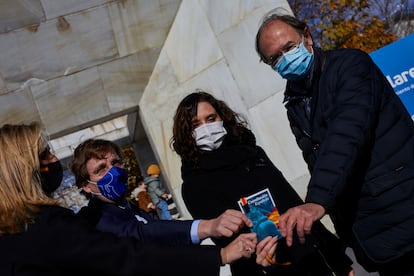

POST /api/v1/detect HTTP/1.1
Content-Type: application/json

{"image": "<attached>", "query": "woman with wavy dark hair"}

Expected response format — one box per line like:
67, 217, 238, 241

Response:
171, 91, 354, 276
171, 91, 252, 164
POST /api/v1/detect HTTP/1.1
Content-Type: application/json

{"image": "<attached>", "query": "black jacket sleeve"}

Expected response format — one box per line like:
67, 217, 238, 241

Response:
0, 206, 221, 276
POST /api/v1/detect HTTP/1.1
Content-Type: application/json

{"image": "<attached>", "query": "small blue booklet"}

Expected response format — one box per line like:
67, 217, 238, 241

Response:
238, 188, 283, 241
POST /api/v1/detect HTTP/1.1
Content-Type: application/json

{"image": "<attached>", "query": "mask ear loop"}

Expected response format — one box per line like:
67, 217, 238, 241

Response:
80, 177, 102, 197
301, 34, 314, 55
302, 26, 314, 51
86, 180, 103, 197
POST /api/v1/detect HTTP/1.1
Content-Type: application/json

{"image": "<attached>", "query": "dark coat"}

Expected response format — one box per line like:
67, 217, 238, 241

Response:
77, 197, 193, 245
181, 137, 352, 276
284, 47, 414, 271
0, 205, 221, 276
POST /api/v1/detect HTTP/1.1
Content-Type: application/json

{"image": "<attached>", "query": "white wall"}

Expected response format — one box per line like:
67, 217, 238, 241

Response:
139, 0, 311, 220
0, 0, 181, 138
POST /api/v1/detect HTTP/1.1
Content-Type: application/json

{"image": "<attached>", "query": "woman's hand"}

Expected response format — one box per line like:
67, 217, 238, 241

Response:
220, 233, 257, 264
255, 236, 278, 267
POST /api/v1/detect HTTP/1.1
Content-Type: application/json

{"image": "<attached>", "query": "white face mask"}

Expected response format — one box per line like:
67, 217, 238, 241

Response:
194, 121, 227, 151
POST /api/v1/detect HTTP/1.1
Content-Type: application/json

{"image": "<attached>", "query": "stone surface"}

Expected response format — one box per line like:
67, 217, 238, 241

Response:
0, 0, 180, 139
0, 1, 379, 274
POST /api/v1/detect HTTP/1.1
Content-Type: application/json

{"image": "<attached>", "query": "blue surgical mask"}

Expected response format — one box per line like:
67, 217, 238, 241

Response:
275, 39, 314, 80
88, 166, 128, 201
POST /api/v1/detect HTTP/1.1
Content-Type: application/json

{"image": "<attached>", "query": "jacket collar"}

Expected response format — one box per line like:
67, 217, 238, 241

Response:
182, 142, 259, 175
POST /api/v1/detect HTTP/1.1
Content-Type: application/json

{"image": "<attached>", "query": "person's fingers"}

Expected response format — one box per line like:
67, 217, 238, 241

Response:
256, 236, 272, 252
279, 204, 326, 247
257, 236, 276, 252
242, 233, 257, 253
237, 237, 254, 258
243, 232, 258, 249
284, 214, 296, 247
216, 220, 241, 237
225, 210, 251, 228
255, 236, 278, 267
256, 254, 269, 267
246, 232, 258, 243
268, 240, 277, 257
295, 215, 306, 244
223, 210, 254, 228
223, 218, 244, 232
279, 210, 295, 234
244, 245, 254, 256
217, 227, 233, 237
256, 236, 277, 255
279, 212, 288, 236
303, 225, 312, 235
303, 216, 313, 235
209, 219, 233, 237
241, 213, 253, 227
216, 210, 252, 236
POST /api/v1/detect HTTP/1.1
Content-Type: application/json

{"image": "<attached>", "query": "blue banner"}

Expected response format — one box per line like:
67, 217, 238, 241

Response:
370, 33, 414, 121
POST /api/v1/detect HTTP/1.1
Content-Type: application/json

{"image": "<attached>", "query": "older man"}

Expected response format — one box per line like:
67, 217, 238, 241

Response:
255, 10, 414, 276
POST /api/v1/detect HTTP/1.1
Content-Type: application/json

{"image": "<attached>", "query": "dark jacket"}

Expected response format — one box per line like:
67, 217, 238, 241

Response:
181, 136, 352, 276
0, 205, 221, 276
77, 197, 193, 245
284, 47, 414, 271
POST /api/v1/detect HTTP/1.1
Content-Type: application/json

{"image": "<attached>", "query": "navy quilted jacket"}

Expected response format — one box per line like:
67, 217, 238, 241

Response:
284, 47, 414, 270
77, 198, 194, 245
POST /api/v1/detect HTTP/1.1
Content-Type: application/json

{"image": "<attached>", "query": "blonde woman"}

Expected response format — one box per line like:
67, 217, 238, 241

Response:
0, 122, 257, 276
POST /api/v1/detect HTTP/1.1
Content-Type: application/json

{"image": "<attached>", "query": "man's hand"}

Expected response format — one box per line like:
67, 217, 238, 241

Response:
278, 203, 325, 246
198, 209, 253, 240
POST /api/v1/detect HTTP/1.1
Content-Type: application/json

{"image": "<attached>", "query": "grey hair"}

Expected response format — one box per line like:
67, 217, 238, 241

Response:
255, 8, 308, 63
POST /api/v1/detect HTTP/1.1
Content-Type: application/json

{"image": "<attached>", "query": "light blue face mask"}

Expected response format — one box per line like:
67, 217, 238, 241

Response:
274, 40, 314, 80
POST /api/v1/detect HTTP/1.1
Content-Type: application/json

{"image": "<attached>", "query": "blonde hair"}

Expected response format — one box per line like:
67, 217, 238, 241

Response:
0, 122, 57, 236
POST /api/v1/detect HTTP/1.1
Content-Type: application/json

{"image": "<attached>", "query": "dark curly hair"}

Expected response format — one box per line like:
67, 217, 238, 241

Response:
170, 90, 253, 163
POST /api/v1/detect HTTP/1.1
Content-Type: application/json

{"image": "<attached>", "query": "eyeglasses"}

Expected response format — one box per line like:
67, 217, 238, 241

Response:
264, 38, 302, 68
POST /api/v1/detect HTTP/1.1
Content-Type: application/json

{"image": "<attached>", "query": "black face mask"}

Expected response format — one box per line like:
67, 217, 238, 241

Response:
40, 161, 63, 194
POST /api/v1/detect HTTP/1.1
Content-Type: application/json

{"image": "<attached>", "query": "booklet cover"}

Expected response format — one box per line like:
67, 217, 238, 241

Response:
238, 188, 283, 241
